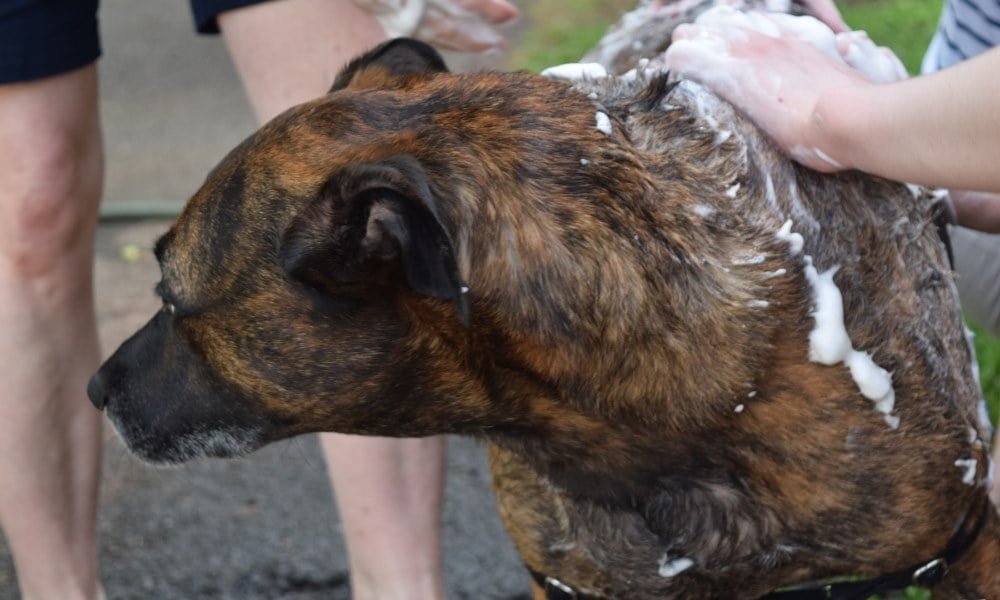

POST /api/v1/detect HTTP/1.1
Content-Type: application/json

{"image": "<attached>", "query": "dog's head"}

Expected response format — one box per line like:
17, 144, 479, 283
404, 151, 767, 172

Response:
89, 39, 647, 464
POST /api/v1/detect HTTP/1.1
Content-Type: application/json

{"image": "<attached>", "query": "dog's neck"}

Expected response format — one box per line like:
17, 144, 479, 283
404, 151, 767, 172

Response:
430, 146, 810, 504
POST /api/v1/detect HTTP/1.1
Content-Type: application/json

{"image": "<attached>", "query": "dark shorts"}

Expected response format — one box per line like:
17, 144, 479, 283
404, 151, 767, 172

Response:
189, 0, 271, 34
0, 0, 271, 85
0, 0, 101, 84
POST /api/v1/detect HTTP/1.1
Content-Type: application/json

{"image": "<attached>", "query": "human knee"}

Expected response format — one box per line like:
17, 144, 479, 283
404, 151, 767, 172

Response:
0, 131, 102, 278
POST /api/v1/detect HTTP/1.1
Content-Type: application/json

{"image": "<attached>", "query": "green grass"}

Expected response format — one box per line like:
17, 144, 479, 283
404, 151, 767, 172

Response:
508, 2, 1000, 597
972, 323, 1000, 423
506, 0, 635, 71
840, 0, 944, 74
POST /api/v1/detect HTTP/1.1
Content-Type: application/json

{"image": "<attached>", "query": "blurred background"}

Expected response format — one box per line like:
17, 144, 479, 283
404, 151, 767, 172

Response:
2, 0, 996, 598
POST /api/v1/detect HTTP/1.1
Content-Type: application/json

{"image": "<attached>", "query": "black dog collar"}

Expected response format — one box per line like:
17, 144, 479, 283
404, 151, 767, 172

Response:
529, 569, 600, 600
760, 490, 991, 600
529, 491, 990, 600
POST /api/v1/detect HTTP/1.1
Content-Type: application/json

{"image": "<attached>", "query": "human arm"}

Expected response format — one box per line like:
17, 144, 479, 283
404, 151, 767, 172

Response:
665, 11, 1000, 192
952, 190, 1000, 233
813, 50, 1000, 192
353, 0, 518, 52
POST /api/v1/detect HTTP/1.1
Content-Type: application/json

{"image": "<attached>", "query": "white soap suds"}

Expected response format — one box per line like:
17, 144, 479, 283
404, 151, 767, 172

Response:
595, 112, 613, 135
460, 286, 470, 294
804, 264, 852, 364
747, 390, 757, 398
764, 0, 792, 12
836, 31, 908, 84
692, 204, 716, 217
955, 458, 978, 486
658, 555, 694, 578
734, 404, 746, 413
764, 268, 787, 279
588, 0, 670, 66
732, 254, 766, 265
675, 80, 728, 122
689, 5, 907, 86
541, 62, 608, 80
580, 158, 592, 166
980, 399, 992, 434
372, 0, 426, 37
787, 179, 819, 230
764, 173, 778, 209
788, 145, 844, 170
695, 5, 779, 38
803, 257, 898, 428
775, 220, 804, 254
748, 300, 770, 308
964, 325, 982, 387
812, 148, 844, 169
692, 6, 840, 59
726, 183, 741, 198
776, 221, 898, 426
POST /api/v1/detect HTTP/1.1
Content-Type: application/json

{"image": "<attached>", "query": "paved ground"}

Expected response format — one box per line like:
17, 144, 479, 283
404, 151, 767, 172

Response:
0, 1, 531, 598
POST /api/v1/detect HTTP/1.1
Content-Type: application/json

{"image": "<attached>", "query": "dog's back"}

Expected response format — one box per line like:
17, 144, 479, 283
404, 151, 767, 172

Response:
490, 4, 994, 598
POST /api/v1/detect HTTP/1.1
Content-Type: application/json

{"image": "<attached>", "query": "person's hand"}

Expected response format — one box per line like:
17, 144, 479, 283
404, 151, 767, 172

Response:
664, 6, 905, 172
352, 0, 519, 52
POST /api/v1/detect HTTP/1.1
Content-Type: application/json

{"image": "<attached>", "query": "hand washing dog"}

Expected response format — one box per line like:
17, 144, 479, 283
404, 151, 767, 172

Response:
89, 2, 999, 597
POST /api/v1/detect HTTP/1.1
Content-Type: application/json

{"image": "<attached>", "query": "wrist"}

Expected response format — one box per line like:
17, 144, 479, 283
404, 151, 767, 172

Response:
809, 84, 871, 172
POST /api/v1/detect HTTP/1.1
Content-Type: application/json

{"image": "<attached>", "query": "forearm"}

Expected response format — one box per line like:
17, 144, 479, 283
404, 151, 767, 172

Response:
951, 190, 1000, 233
817, 48, 1000, 192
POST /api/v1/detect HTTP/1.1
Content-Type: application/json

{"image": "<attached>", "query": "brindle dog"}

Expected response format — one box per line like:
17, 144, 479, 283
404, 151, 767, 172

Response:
89, 26, 998, 600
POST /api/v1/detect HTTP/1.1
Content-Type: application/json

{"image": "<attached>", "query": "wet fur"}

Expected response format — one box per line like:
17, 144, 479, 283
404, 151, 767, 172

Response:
91, 8, 996, 599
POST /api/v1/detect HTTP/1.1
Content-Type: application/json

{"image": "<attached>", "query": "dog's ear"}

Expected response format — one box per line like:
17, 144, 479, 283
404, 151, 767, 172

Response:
330, 38, 448, 93
279, 155, 469, 323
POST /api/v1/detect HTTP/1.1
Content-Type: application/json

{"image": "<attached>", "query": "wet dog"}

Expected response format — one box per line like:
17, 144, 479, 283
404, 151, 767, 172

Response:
89, 5, 998, 598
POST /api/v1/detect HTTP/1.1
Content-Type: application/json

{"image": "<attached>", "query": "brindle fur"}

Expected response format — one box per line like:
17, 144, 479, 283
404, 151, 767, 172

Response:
91, 8, 997, 598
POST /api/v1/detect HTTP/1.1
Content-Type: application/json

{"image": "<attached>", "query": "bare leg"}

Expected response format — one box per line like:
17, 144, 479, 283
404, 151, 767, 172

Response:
219, 0, 385, 123
321, 435, 446, 600
0, 65, 104, 600
219, 3, 448, 598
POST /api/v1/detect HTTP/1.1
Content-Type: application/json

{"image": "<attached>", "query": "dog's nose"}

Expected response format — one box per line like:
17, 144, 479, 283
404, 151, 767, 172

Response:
87, 371, 107, 411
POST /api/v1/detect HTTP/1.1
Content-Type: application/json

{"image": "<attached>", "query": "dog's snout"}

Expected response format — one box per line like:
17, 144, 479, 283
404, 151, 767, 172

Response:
87, 371, 108, 411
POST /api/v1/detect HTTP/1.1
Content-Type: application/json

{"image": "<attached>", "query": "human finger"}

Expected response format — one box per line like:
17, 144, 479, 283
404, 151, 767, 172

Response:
434, 0, 519, 25
416, 5, 507, 51
835, 31, 908, 83
799, 0, 849, 33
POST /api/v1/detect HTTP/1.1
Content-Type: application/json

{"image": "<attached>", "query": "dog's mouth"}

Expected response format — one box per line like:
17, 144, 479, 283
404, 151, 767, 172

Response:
106, 406, 266, 465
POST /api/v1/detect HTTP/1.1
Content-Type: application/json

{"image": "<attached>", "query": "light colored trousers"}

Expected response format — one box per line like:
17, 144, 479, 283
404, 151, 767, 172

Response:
952, 227, 1000, 336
